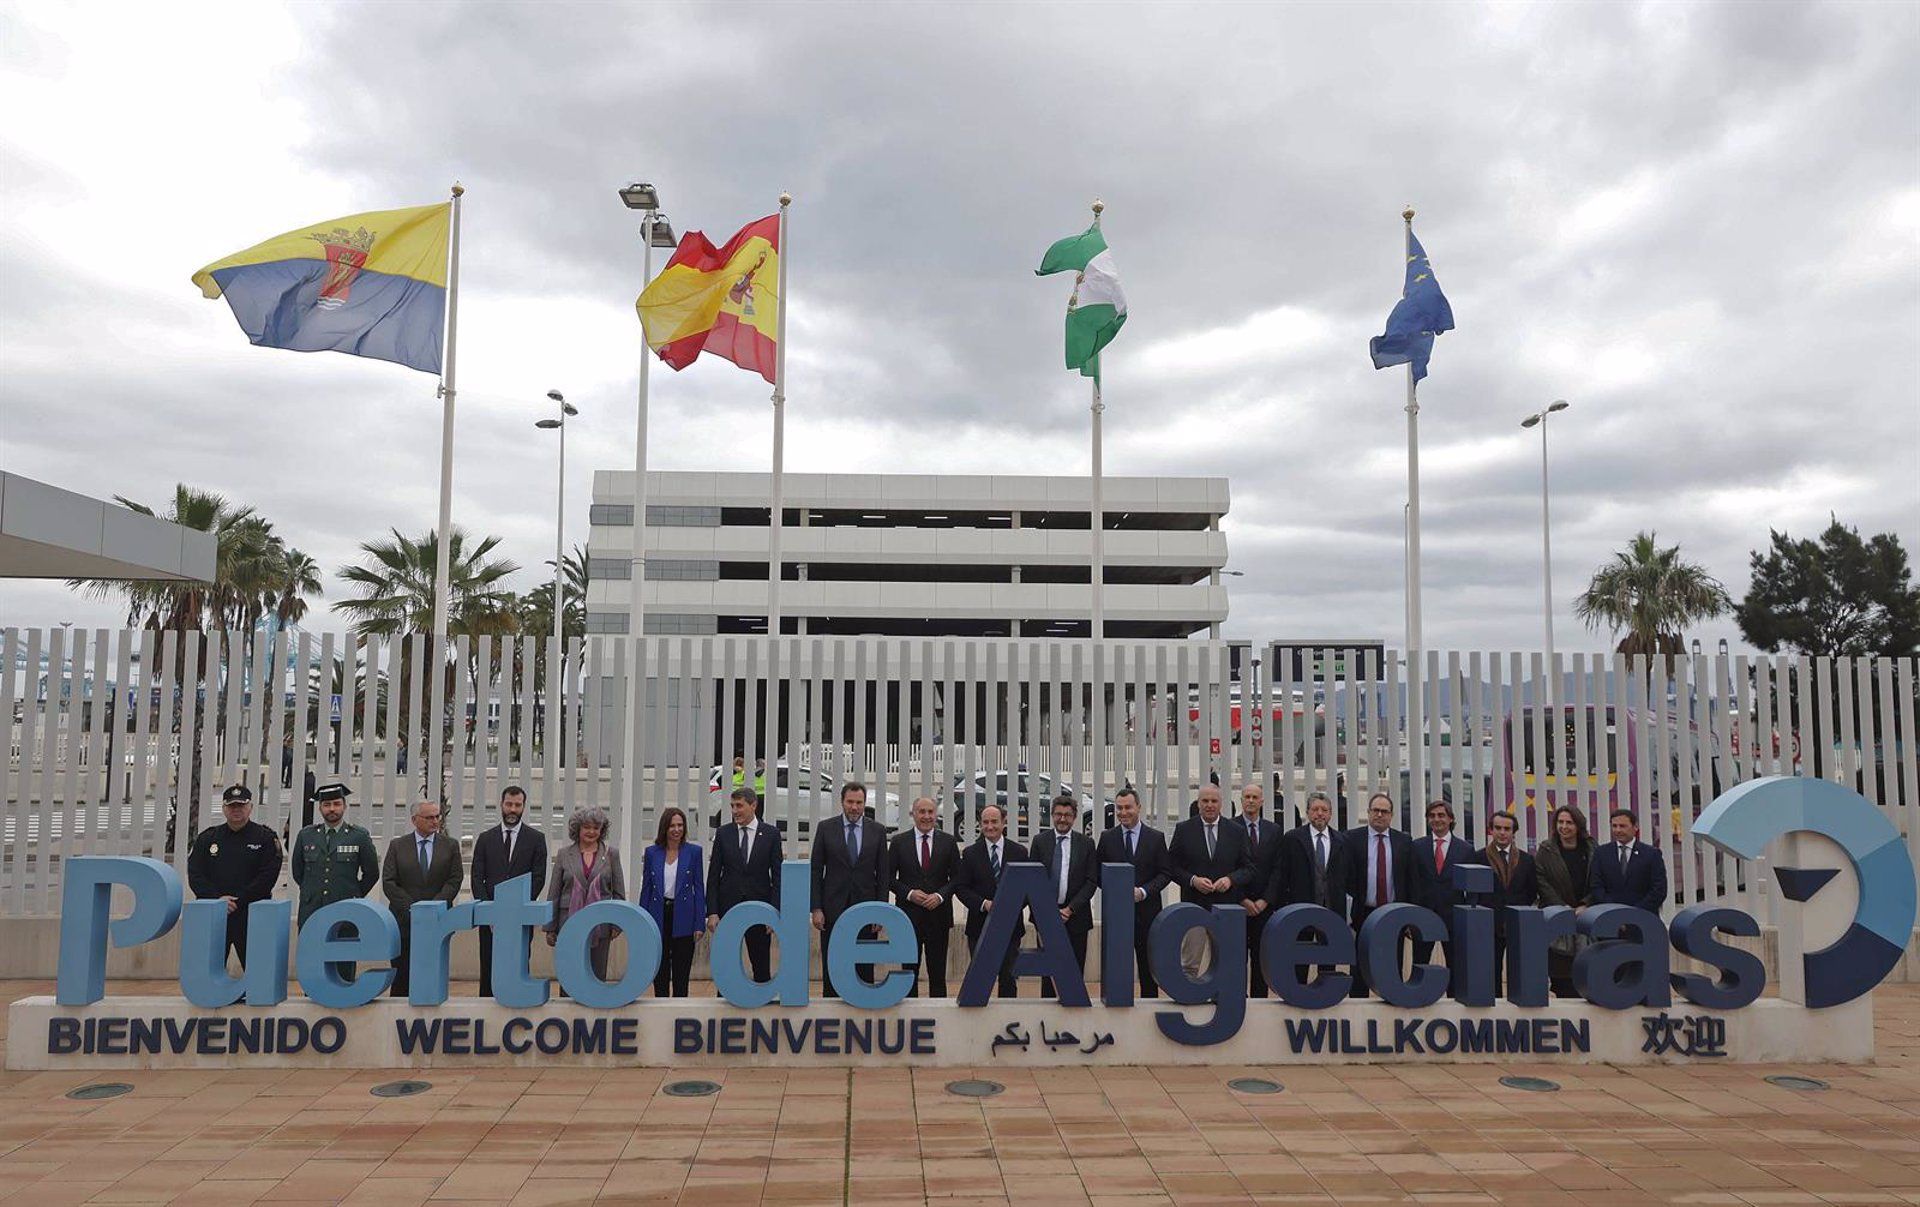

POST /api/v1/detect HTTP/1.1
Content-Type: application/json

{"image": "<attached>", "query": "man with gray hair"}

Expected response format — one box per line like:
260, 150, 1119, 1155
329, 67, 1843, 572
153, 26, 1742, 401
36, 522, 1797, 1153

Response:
1277, 790, 1350, 989
381, 796, 464, 996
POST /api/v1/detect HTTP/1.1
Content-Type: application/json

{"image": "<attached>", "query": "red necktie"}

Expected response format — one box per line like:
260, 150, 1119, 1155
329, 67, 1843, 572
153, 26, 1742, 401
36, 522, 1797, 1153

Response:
1434, 838, 1445, 874
920, 832, 930, 870
1374, 833, 1388, 907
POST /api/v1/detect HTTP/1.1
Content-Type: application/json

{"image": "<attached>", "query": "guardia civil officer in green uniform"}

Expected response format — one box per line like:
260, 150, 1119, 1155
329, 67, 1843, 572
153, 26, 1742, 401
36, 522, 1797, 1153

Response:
186, 784, 284, 969
291, 782, 380, 926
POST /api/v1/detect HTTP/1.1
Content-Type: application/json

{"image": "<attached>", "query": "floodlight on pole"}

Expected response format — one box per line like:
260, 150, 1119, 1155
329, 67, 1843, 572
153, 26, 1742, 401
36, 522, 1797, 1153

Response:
618, 182, 660, 211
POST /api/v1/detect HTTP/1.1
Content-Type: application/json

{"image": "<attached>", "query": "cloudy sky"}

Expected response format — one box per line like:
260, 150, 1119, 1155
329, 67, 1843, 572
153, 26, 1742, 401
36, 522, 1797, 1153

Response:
3, 0, 1916, 652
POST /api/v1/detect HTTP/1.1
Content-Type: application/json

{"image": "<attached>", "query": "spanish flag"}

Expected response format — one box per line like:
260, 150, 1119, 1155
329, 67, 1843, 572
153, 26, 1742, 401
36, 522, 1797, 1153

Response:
192, 203, 451, 375
635, 214, 780, 384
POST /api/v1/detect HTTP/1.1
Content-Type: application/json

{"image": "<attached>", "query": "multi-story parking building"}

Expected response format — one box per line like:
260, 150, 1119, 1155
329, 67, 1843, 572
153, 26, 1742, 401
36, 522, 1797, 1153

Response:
584, 471, 1231, 639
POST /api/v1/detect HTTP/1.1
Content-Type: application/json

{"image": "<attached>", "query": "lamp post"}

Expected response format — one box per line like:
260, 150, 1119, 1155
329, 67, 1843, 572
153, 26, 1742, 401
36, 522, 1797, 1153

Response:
619, 182, 676, 638
618, 182, 675, 883
534, 390, 578, 646
1520, 400, 1571, 672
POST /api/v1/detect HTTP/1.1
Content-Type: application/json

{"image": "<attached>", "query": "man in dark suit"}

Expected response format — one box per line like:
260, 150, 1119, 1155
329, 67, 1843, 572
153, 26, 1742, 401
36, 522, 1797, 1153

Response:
1028, 792, 1097, 998
1095, 787, 1172, 997
1346, 791, 1415, 998
1482, 810, 1538, 995
381, 797, 464, 996
1592, 808, 1668, 913
469, 784, 548, 999
954, 803, 1028, 997
1230, 782, 1285, 997
1168, 783, 1254, 979
810, 780, 890, 999
887, 796, 961, 996
1409, 799, 1480, 970
1276, 790, 1350, 988
708, 785, 784, 983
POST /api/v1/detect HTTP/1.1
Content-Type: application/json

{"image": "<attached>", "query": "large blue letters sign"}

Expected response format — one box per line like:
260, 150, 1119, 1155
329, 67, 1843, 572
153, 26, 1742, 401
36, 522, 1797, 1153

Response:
1692, 775, 1916, 1008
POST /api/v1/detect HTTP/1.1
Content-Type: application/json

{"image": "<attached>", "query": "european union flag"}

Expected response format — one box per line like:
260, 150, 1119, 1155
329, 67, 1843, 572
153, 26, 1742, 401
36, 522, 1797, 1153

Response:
1370, 230, 1454, 382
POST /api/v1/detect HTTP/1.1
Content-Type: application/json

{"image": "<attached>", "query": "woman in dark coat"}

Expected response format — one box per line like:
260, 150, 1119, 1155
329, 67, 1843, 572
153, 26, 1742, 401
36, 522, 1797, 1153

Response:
1533, 804, 1596, 997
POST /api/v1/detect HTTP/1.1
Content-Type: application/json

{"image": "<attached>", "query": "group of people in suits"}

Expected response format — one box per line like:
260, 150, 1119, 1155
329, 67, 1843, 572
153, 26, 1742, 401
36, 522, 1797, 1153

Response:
193, 771, 1671, 1002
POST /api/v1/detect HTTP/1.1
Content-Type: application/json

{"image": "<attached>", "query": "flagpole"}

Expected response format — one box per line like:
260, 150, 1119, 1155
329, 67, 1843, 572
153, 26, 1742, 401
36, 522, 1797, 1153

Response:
1088, 198, 1106, 642
1401, 205, 1426, 807
767, 193, 792, 641
429, 181, 463, 801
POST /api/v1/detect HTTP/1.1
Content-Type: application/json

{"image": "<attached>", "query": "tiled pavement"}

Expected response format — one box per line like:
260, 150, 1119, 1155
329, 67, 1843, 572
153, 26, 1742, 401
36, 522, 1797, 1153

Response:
0, 981, 1917, 1205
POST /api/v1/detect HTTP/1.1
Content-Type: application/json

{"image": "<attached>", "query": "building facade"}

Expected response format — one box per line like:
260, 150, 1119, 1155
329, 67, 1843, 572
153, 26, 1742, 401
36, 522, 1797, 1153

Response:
585, 471, 1230, 639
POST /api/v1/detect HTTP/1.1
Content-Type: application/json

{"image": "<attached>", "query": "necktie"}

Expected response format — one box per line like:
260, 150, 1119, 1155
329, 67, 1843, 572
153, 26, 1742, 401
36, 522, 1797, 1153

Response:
1205, 823, 1216, 859
1619, 844, 1629, 870
741, 823, 753, 862
418, 837, 430, 868
1057, 839, 1069, 904
1374, 833, 1387, 907
1434, 838, 1445, 874
1314, 831, 1326, 872
848, 820, 860, 862
504, 827, 515, 863
1126, 829, 1136, 858
1494, 846, 1511, 887
989, 844, 1001, 878
920, 832, 930, 871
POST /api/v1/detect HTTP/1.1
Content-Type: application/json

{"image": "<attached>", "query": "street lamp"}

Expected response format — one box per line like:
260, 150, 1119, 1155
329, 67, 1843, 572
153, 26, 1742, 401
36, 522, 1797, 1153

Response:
620, 182, 676, 642
1520, 399, 1571, 672
618, 179, 676, 884
535, 389, 578, 648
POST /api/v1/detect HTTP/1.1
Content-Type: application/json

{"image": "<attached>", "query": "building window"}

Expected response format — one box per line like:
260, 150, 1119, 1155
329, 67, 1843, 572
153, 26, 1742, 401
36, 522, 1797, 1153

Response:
645, 504, 722, 527
584, 611, 630, 635
589, 504, 634, 526
645, 559, 720, 581
642, 613, 719, 635
586, 557, 631, 580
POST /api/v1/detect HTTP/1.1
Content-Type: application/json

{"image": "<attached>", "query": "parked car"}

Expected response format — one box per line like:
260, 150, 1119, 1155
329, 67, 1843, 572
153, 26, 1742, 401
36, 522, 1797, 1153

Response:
948, 769, 1108, 839
706, 761, 903, 838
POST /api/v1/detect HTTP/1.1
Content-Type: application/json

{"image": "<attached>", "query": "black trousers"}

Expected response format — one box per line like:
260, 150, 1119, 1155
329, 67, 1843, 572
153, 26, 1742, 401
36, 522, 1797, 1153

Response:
1548, 947, 1577, 998
655, 902, 694, 997
819, 909, 879, 998
1135, 910, 1161, 998
743, 924, 773, 983
1039, 926, 1089, 998
224, 907, 250, 970
476, 923, 534, 999
1344, 905, 1405, 997
389, 920, 412, 996
1245, 911, 1269, 997
965, 928, 1019, 997
908, 913, 951, 997
1410, 936, 1456, 971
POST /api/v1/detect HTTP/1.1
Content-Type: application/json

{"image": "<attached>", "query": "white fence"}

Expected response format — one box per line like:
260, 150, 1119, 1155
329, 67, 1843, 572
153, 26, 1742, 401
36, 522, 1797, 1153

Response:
5, 627, 1917, 923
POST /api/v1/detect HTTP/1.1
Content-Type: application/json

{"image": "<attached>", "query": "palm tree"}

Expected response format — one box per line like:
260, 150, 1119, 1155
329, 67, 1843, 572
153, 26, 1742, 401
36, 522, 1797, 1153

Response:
67, 485, 292, 631
1575, 531, 1731, 656
332, 527, 520, 637
333, 527, 521, 774
516, 544, 589, 643
270, 548, 323, 626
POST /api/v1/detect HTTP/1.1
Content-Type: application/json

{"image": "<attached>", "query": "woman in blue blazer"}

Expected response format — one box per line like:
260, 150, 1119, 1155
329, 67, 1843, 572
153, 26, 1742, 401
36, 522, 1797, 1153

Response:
638, 807, 706, 997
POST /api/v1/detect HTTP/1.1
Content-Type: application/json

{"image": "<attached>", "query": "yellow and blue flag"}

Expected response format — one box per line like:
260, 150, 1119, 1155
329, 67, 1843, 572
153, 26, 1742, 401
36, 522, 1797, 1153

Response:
1369, 229, 1455, 383
192, 204, 451, 375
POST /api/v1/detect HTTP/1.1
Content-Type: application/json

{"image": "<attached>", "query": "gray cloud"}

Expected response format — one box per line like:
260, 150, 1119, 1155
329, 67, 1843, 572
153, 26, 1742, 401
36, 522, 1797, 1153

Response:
3, 0, 1916, 653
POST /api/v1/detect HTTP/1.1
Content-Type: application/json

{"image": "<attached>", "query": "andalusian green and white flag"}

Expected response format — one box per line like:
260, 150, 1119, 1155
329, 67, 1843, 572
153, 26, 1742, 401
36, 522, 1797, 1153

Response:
1036, 221, 1126, 381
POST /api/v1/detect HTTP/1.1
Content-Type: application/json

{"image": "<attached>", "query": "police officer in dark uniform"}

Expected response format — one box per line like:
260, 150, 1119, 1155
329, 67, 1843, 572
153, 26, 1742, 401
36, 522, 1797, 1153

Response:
291, 782, 379, 926
186, 784, 284, 969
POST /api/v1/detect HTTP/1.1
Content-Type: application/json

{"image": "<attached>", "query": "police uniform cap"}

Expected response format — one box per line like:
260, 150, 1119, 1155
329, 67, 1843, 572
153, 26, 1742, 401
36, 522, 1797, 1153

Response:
313, 782, 352, 803
221, 784, 253, 803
